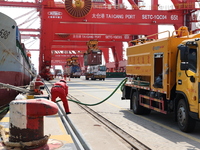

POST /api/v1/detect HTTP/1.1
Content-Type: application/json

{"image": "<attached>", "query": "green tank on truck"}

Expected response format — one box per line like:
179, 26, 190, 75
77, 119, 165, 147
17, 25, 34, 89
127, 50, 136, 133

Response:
121, 26, 200, 132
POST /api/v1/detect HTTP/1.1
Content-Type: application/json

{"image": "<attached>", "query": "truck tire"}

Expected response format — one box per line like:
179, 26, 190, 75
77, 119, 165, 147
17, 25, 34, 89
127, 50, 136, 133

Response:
132, 92, 144, 115
177, 99, 196, 132
132, 92, 151, 115
92, 76, 96, 80
143, 108, 151, 115
91, 76, 94, 80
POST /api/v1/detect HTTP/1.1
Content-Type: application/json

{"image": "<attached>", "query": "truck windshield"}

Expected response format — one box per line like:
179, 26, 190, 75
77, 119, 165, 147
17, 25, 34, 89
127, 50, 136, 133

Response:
99, 66, 106, 71
188, 48, 197, 73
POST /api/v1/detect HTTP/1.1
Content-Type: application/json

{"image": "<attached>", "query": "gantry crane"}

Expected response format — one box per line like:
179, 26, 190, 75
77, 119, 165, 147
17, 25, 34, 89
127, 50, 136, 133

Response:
0, 0, 199, 80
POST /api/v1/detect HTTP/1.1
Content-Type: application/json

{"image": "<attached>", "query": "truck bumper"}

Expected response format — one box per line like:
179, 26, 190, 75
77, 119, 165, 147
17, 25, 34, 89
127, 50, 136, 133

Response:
95, 75, 106, 78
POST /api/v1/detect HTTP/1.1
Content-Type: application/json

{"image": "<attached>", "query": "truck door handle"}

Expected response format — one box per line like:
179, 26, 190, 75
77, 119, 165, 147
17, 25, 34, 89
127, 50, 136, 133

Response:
178, 79, 182, 85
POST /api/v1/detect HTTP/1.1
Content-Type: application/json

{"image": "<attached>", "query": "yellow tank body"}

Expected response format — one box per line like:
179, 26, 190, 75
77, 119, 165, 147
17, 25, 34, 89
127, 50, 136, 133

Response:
123, 27, 200, 132
126, 33, 200, 99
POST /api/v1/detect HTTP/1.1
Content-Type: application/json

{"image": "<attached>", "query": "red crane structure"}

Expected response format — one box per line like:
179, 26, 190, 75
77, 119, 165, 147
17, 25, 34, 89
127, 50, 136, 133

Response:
0, 0, 199, 80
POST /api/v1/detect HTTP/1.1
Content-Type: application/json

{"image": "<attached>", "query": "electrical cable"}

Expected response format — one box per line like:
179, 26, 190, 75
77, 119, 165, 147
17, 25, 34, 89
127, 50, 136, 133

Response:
56, 78, 128, 106
0, 78, 128, 114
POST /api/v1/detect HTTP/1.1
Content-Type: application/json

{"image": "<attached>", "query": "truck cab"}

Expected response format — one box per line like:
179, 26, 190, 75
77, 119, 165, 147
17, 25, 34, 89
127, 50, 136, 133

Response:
176, 39, 200, 131
70, 65, 81, 78
85, 65, 106, 80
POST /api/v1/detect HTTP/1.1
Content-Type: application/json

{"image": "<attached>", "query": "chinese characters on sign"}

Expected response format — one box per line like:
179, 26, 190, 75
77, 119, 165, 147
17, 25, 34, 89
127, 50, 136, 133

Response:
91, 13, 178, 21
72, 34, 131, 40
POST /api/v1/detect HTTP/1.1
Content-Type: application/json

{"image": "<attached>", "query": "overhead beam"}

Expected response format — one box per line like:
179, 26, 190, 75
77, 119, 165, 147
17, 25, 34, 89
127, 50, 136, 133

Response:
51, 41, 121, 49
20, 29, 40, 32
28, 49, 40, 51
53, 24, 174, 35
21, 34, 40, 39
51, 47, 86, 51
54, 33, 132, 42
44, 8, 184, 24
0, 1, 40, 8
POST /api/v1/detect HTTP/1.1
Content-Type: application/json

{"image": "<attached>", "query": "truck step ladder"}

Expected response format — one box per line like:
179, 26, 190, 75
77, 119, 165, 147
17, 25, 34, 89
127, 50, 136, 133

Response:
139, 94, 167, 114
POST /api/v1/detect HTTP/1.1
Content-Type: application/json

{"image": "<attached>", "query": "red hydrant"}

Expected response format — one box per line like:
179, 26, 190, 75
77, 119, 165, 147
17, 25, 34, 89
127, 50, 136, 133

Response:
36, 75, 42, 82
34, 81, 44, 94
9, 99, 58, 148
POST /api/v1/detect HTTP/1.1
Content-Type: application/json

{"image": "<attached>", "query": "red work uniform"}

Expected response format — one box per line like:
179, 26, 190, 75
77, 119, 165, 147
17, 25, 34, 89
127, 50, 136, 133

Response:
51, 81, 70, 113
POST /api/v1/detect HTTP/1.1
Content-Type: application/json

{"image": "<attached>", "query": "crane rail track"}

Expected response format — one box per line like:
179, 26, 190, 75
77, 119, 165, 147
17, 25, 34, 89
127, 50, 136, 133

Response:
67, 93, 151, 150
45, 82, 91, 150
45, 81, 151, 150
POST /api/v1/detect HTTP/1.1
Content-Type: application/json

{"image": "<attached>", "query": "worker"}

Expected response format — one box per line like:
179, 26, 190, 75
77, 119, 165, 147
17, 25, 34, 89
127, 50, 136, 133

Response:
51, 79, 71, 114
153, 73, 163, 88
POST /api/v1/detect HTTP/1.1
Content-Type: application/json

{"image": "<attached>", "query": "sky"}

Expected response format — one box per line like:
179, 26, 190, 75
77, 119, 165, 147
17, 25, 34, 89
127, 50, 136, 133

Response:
0, 0, 199, 72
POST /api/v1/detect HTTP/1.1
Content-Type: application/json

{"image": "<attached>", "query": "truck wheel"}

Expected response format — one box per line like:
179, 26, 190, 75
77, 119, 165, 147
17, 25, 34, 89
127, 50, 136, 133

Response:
91, 76, 94, 80
177, 99, 196, 132
132, 92, 144, 115
143, 107, 151, 115
132, 92, 151, 115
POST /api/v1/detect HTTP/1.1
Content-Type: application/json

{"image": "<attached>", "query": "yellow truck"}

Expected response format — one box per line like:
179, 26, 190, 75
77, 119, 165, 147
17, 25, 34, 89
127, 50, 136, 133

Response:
121, 26, 200, 132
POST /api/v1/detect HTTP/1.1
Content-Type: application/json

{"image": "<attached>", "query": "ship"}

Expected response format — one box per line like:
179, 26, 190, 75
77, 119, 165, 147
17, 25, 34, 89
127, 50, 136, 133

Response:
0, 12, 36, 107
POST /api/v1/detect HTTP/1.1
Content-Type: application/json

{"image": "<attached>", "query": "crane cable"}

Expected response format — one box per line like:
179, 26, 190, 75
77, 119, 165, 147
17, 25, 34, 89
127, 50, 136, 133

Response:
56, 78, 128, 106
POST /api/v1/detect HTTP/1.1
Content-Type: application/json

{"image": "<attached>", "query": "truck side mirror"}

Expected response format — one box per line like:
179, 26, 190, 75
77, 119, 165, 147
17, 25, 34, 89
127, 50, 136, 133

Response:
178, 44, 189, 62
178, 44, 189, 70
